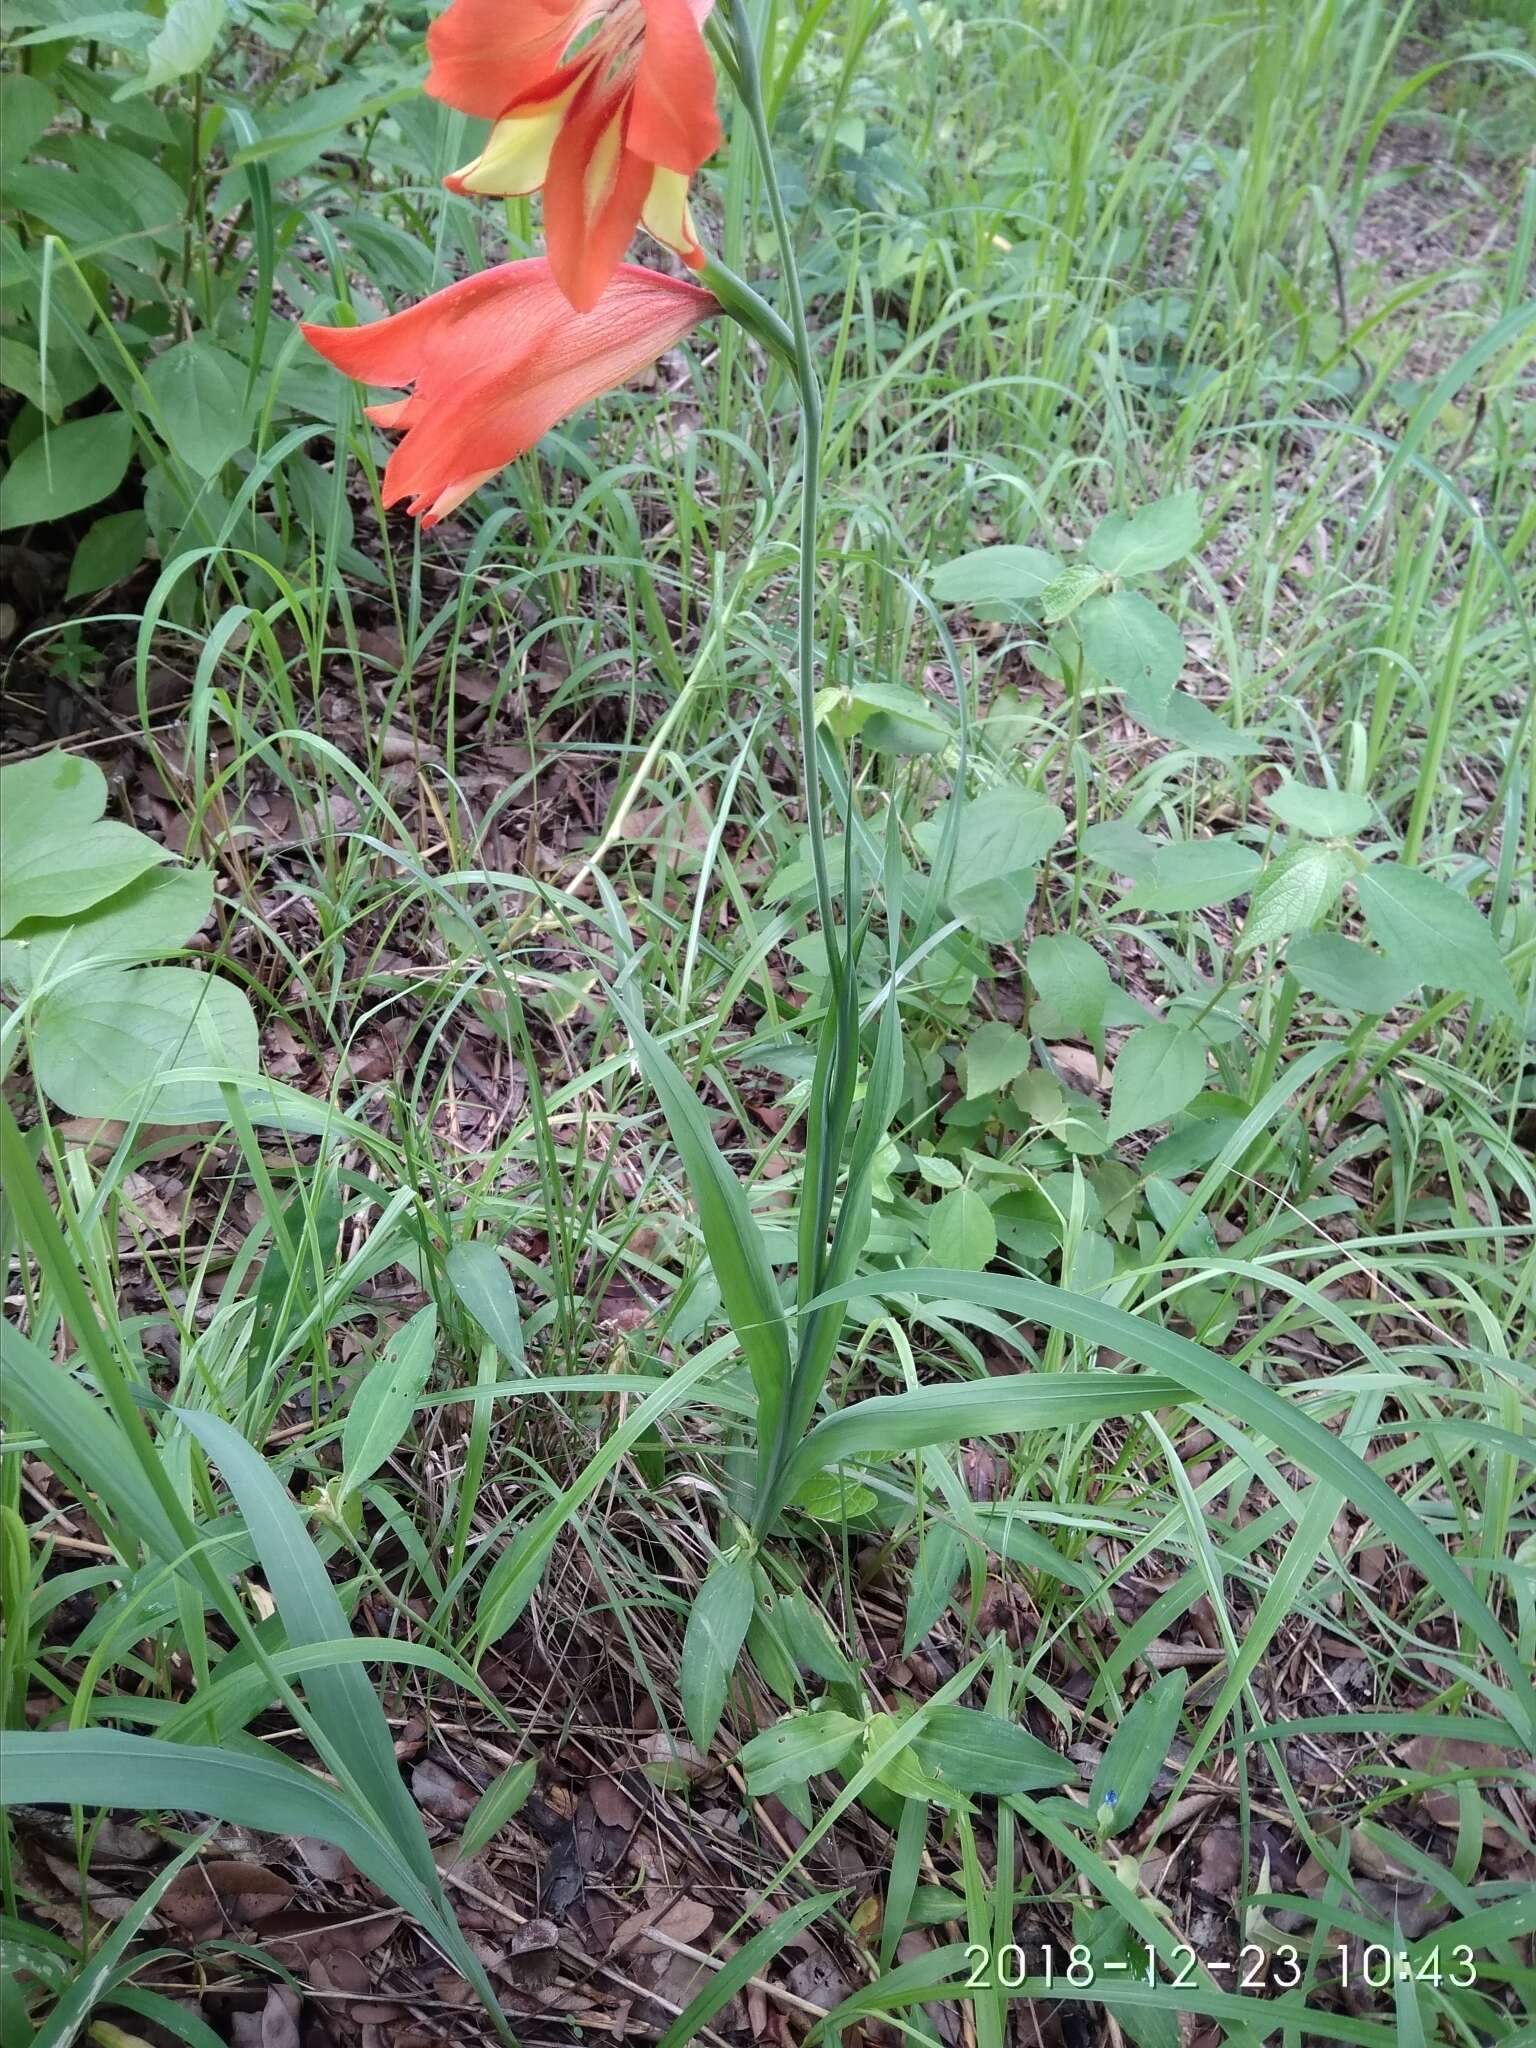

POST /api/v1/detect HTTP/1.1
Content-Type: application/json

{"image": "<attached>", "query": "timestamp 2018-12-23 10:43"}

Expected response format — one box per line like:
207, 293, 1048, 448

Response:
960, 1940, 1482, 1995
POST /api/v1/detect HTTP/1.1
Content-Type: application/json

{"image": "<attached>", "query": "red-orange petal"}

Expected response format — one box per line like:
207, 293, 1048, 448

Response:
424, 0, 589, 121
630, 0, 720, 175
302, 260, 716, 527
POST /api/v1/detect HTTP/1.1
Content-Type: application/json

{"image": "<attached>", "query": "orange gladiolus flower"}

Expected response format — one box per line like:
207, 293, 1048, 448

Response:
426, 0, 721, 313
302, 259, 716, 526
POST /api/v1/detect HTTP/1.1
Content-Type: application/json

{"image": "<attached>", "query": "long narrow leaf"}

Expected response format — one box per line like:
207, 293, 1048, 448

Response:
173, 1409, 443, 1892
4, 1731, 448, 1949
157, 1633, 500, 1744
617, 1001, 793, 1455
656, 1891, 840, 2048
32, 1829, 210, 2048
1, 1320, 182, 1565
776, 1371, 1186, 1504
779, 982, 907, 1476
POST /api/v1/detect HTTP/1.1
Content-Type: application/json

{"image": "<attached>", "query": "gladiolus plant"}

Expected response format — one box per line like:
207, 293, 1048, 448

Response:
305, 0, 1161, 1772
302, 0, 1341, 1858
303, 0, 871, 1580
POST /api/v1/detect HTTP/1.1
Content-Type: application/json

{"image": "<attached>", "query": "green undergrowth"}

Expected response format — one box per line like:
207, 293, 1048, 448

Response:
2, 1, 1534, 2044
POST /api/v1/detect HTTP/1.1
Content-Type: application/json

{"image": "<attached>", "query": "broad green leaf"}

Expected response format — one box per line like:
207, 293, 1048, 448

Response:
746, 1605, 799, 1703
681, 1551, 754, 1750
1122, 681, 1256, 758
1082, 820, 1158, 878
860, 703, 951, 758
5, 155, 174, 250
1355, 861, 1518, 1020
9, 13, 158, 52
1016, 1069, 1104, 1149
340, 1304, 437, 1497
1266, 779, 1374, 840
911, 1706, 1076, 1795
1017, 1068, 1079, 1135
117, 0, 226, 97
144, 339, 250, 477
1239, 842, 1352, 953
226, 75, 416, 178
915, 1154, 962, 1190
1105, 1025, 1207, 1142
30, 965, 258, 1121
1077, 589, 1184, 704
67, 508, 148, 597
1089, 1668, 1187, 1833
1039, 563, 1107, 624
1086, 490, 1202, 577
1288, 933, 1421, 1015
866, 1711, 973, 1810
928, 544, 1062, 621
948, 786, 1066, 942
962, 1020, 1031, 1099
926, 1186, 996, 1270
0, 819, 169, 933
818, 681, 950, 757
776, 1591, 859, 1688
0, 332, 60, 420
1027, 934, 1110, 1059
904, 1520, 968, 1652
740, 1710, 863, 1796
0, 753, 105, 856
1121, 836, 1261, 913
790, 1470, 878, 1519
1, 865, 211, 990
445, 1241, 527, 1373
0, 752, 132, 925
0, 72, 57, 168
0, 412, 132, 531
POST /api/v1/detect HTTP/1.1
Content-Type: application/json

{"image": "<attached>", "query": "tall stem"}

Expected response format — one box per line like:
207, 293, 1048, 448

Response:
725, 0, 842, 989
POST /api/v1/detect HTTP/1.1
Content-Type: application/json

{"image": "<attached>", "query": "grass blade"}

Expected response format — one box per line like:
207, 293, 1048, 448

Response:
4, 1731, 446, 1942
616, 995, 793, 1480
656, 1890, 840, 2048
172, 1409, 441, 1890
808, 1271, 1536, 1743
776, 1371, 1186, 1504
32, 1827, 210, 2048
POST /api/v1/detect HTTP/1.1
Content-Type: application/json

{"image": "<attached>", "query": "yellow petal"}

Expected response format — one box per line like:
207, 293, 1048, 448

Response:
641, 165, 701, 261
447, 81, 580, 197
583, 110, 625, 214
